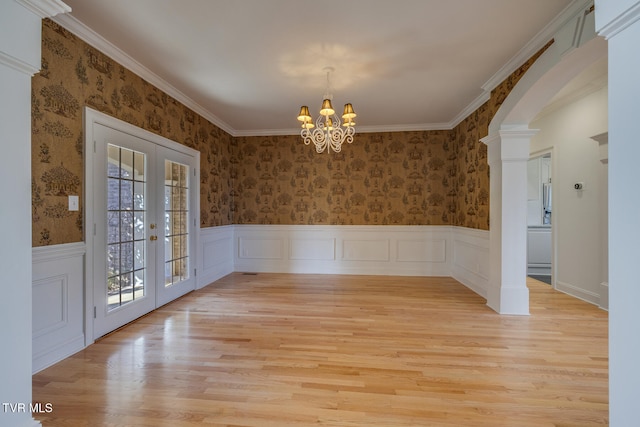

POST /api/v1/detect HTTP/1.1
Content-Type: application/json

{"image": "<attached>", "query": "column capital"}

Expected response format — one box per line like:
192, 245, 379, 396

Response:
481, 128, 539, 164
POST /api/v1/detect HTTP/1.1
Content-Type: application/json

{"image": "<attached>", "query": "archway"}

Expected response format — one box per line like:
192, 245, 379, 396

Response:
482, 36, 607, 314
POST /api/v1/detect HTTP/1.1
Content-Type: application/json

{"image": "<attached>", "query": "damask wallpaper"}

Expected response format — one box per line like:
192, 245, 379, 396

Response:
31, 19, 551, 246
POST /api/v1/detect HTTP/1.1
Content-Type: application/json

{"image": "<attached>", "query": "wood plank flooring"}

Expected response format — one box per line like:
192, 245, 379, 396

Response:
32, 274, 608, 426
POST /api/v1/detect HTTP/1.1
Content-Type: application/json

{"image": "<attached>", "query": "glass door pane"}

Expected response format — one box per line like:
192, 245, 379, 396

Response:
163, 160, 189, 287
107, 144, 147, 310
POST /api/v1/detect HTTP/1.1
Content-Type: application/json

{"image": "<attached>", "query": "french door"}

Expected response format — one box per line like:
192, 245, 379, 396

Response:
91, 122, 197, 339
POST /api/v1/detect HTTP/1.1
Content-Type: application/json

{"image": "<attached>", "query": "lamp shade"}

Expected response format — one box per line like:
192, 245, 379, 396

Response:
342, 103, 356, 119
319, 99, 335, 116
326, 117, 334, 130
297, 106, 312, 122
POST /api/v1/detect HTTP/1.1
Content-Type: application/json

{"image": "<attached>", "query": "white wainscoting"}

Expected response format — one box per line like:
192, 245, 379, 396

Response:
197, 225, 234, 288
32, 242, 86, 373
450, 227, 490, 298
233, 225, 456, 277
31, 226, 491, 372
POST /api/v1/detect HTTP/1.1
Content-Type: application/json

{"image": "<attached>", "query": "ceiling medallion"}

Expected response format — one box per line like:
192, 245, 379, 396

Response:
296, 66, 356, 153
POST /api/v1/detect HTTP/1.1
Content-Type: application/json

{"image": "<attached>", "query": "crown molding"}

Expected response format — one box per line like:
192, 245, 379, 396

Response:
50, 0, 595, 138
481, 0, 593, 92
16, 0, 70, 18
51, 13, 237, 137
597, 1, 640, 39
234, 121, 458, 138
357, 122, 454, 133
448, 91, 492, 129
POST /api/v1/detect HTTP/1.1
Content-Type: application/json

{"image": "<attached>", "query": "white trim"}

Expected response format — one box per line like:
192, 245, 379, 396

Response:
481, 0, 593, 92
597, 1, 640, 39
448, 91, 492, 129
0, 51, 40, 75
234, 122, 457, 137
233, 224, 453, 276
33, 241, 85, 262
54, 14, 234, 136
556, 280, 601, 306
51, 1, 594, 137
30, 224, 495, 371
83, 107, 200, 343
599, 281, 609, 310
32, 243, 85, 373
450, 226, 490, 298
229, 225, 493, 293
197, 226, 234, 288
16, 0, 70, 19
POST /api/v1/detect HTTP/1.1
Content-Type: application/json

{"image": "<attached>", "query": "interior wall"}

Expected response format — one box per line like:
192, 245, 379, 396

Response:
31, 19, 233, 247
232, 131, 460, 227
530, 84, 608, 303
230, 43, 552, 230
32, 17, 550, 247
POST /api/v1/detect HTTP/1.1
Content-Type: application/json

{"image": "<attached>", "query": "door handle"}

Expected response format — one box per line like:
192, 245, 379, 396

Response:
150, 235, 158, 241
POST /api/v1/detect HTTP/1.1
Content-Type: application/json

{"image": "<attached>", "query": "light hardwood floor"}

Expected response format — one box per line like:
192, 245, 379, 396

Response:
32, 274, 608, 426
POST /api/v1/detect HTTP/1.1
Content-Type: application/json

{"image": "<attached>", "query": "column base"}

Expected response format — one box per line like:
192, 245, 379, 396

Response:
487, 284, 530, 315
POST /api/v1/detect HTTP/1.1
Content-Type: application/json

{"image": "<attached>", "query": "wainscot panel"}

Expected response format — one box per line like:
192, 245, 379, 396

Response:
198, 226, 234, 289
233, 225, 458, 276
451, 227, 490, 298
32, 242, 86, 373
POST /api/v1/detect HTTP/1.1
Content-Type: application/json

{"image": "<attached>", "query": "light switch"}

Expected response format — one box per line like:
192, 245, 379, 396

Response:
68, 195, 79, 211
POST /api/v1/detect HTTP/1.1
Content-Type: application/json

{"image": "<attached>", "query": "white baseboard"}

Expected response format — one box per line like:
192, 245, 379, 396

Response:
32, 334, 85, 374
599, 281, 609, 310
556, 280, 601, 306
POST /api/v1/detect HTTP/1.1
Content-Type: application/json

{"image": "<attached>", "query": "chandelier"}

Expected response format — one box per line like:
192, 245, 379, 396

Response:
296, 67, 356, 153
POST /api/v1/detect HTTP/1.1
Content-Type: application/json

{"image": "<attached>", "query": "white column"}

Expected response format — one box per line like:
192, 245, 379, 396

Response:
0, 1, 69, 426
595, 1, 640, 424
482, 128, 538, 315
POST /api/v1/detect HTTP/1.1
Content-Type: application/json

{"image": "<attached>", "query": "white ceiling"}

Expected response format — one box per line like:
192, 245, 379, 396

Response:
58, 0, 585, 136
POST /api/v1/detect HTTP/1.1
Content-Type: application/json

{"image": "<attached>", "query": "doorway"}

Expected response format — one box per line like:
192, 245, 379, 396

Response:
85, 108, 199, 340
527, 152, 553, 285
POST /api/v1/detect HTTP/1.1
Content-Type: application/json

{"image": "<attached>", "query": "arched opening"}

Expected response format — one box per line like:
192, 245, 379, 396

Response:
483, 35, 607, 314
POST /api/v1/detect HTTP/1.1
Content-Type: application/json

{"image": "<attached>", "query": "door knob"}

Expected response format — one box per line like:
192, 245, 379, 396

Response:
150, 235, 158, 241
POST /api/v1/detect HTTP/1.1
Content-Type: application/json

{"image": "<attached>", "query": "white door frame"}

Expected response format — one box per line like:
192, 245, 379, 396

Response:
84, 107, 200, 346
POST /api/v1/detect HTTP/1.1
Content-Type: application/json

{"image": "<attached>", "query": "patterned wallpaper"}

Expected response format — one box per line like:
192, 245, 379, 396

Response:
31, 19, 551, 246
231, 40, 551, 229
233, 131, 452, 225
32, 19, 233, 247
